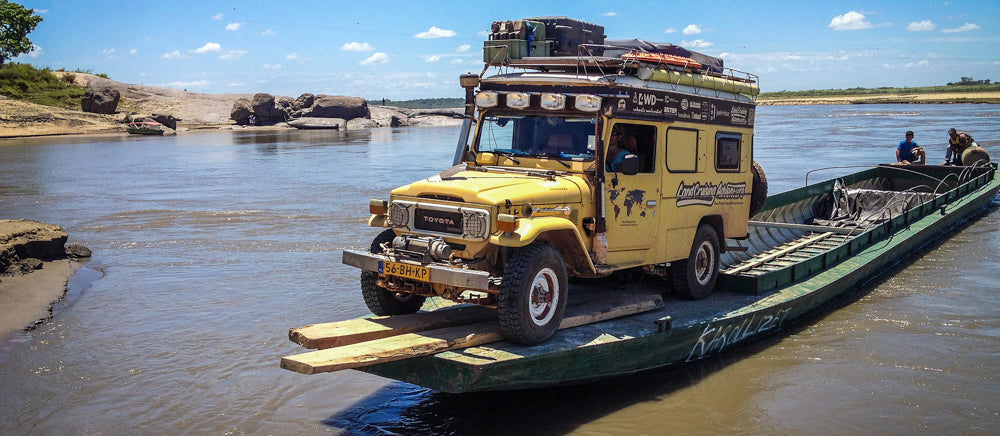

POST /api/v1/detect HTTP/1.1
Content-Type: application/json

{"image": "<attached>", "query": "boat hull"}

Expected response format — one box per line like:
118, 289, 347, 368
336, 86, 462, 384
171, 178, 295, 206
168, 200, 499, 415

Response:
359, 164, 999, 392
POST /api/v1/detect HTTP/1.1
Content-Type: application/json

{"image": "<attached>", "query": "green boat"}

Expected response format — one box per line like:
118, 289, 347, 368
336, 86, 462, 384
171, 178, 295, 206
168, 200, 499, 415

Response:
350, 163, 998, 393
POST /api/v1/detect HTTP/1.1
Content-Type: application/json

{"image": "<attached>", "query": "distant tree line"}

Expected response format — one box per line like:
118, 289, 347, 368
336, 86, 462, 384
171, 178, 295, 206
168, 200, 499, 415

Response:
368, 97, 464, 109
947, 77, 991, 86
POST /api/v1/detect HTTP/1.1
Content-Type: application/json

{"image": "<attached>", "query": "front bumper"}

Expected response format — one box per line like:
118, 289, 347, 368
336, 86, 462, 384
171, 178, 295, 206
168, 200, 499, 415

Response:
342, 249, 493, 290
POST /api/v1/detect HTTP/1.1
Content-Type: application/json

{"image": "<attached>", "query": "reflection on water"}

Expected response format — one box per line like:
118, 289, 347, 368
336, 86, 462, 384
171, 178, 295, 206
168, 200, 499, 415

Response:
1, 106, 999, 434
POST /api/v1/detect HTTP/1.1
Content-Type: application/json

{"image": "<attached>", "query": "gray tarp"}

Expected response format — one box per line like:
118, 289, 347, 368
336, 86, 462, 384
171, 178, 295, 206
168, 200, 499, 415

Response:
811, 179, 936, 228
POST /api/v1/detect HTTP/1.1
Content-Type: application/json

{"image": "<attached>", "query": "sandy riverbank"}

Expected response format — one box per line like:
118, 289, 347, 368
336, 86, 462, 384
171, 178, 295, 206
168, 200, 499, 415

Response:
0, 73, 464, 139
0, 220, 87, 340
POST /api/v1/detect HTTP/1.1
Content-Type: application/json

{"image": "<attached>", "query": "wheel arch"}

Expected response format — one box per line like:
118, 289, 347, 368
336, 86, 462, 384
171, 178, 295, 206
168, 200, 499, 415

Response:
698, 215, 725, 253
491, 216, 596, 276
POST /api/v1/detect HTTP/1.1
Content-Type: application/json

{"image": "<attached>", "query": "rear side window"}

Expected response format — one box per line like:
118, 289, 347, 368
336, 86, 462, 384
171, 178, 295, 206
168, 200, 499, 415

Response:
716, 133, 741, 171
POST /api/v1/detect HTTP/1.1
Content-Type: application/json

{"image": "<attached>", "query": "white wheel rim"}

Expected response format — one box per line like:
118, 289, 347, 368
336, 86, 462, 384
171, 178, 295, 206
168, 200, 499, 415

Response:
528, 267, 559, 326
694, 240, 715, 286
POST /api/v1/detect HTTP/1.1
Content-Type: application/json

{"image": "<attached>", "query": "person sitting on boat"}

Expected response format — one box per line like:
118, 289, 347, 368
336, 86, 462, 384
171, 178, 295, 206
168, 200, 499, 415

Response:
606, 127, 639, 172
943, 128, 974, 165
896, 130, 925, 165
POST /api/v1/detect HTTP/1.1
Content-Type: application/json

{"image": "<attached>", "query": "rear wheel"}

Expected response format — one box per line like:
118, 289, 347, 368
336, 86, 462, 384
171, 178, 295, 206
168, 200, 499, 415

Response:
672, 224, 720, 300
360, 229, 426, 315
497, 243, 568, 345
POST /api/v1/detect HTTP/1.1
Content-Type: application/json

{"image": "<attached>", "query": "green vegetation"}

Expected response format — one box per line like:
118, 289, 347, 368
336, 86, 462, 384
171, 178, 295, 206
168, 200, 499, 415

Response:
760, 82, 1000, 99
367, 97, 464, 109
0, 62, 86, 107
0, 1, 42, 67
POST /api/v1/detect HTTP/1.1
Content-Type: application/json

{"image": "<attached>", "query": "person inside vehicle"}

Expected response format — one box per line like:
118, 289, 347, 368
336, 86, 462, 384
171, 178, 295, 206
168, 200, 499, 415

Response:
606, 126, 639, 172
896, 130, 925, 165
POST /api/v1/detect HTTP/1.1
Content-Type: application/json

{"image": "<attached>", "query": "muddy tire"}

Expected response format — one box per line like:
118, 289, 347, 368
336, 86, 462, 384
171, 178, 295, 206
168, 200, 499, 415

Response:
750, 160, 768, 218
497, 243, 568, 345
672, 224, 720, 300
360, 229, 426, 315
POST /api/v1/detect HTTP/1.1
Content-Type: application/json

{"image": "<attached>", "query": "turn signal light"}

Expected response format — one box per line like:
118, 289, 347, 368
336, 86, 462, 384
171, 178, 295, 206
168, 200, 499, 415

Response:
497, 214, 518, 233
369, 199, 388, 215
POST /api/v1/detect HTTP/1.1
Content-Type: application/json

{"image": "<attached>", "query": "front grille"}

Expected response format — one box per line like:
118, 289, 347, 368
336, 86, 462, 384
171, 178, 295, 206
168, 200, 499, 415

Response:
389, 200, 491, 241
414, 208, 464, 234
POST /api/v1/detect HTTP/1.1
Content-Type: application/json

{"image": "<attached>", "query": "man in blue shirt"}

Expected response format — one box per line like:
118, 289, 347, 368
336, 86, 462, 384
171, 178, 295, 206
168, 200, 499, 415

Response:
896, 130, 924, 165
606, 127, 638, 172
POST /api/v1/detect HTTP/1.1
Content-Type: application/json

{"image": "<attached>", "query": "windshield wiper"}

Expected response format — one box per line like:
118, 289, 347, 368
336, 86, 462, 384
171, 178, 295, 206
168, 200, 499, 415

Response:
495, 150, 521, 164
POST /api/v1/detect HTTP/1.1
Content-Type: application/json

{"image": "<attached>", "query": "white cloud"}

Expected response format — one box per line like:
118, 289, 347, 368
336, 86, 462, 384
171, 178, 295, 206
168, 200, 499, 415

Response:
829, 11, 872, 30
414, 27, 456, 38
941, 23, 980, 33
681, 39, 713, 48
262, 64, 282, 70
603, 12, 618, 17
664, 28, 677, 34
361, 52, 390, 65
26, 44, 42, 58
211, 13, 223, 20
261, 29, 275, 36
218, 49, 247, 60
193, 42, 221, 54
285, 52, 299, 60
102, 48, 115, 58
167, 80, 209, 88
456, 44, 471, 52
341, 42, 374, 52
162, 50, 183, 60
129, 48, 137, 55
904, 60, 930, 68
225, 22, 243, 31
907, 20, 935, 31
682, 24, 702, 35
425, 55, 442, 63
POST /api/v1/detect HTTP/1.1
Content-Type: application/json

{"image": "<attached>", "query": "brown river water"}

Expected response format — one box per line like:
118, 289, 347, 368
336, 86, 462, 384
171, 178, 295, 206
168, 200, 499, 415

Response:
1, 104, 998, 435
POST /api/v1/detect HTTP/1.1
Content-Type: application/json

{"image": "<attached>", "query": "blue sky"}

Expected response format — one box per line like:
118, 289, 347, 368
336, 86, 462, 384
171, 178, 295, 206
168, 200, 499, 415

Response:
13, 0, 1000, 100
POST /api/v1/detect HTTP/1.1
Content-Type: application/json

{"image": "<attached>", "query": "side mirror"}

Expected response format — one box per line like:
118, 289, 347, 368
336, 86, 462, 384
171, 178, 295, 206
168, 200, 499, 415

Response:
620, 154, 640, 175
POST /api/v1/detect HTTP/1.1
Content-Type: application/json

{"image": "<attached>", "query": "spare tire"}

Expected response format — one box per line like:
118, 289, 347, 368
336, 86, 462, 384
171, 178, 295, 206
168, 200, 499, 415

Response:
749, 160, 768, 218
961, 146, 990, 166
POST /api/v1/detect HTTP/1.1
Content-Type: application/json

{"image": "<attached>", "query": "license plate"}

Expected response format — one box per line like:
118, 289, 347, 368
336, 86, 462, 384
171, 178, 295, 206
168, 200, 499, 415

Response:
379, 261, 430, 282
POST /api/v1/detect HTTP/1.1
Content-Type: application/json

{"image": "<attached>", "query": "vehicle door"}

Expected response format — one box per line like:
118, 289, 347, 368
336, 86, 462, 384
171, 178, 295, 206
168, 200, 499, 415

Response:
604, 121, 661, 265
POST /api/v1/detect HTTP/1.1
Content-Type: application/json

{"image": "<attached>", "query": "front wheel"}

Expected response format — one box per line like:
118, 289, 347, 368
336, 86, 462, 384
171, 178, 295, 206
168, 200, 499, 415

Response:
672, 224, 720, 300
497, 243, 568, 345
360, 229, 426, 315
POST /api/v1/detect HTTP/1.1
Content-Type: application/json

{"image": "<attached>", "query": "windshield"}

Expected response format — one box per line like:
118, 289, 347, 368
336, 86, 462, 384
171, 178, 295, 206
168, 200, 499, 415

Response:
475, 115, 596, 160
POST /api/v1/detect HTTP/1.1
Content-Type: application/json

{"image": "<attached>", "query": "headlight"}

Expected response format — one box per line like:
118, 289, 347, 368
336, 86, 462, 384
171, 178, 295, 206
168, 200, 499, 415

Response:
462, 211, 489, 239
575, 95, 602, 112
475, 91, 498, 108
388, 202, 410, 228
540, 93, 566, 110
506, 92, 530, 109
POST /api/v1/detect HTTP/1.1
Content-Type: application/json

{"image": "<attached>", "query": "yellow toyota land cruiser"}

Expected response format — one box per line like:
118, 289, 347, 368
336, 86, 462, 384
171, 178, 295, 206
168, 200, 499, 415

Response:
343, 17, 766, 344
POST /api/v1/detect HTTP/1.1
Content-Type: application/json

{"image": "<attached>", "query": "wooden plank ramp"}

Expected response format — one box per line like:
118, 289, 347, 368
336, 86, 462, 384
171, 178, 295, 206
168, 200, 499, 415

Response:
281, 291, 663, 375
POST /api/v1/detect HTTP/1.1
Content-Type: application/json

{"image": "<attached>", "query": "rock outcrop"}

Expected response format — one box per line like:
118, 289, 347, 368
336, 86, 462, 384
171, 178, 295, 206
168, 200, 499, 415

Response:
151, 113, 180, 130
251, 93, 288, 123
230, 98, 254, 125
297, 95, 369, 120
81, 87, 121, 114
0, 219, 68, 274
231, 92, 373, 127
